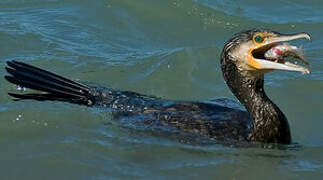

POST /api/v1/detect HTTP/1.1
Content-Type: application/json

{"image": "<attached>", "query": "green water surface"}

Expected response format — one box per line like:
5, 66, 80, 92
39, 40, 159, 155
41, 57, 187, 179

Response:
0, 0, 322, 179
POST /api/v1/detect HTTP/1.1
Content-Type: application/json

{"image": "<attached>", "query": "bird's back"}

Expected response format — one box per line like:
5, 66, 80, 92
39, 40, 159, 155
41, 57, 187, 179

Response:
94, 88, 253, 143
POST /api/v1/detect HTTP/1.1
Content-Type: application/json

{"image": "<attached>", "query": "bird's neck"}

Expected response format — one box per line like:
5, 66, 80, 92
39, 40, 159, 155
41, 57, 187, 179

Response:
224, 67, 291, 144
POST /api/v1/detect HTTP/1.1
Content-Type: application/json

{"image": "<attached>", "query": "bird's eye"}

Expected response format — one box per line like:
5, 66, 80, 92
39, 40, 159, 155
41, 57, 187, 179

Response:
254, 35, 264, 43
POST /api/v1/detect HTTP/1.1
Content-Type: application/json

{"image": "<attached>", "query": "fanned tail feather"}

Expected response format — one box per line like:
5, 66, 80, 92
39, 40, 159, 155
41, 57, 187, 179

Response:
5, 60, 96, 105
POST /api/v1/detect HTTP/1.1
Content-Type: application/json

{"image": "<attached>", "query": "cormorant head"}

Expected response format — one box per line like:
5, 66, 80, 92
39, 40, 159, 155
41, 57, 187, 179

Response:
220, 29, 310, 144
221, 29, 311, 81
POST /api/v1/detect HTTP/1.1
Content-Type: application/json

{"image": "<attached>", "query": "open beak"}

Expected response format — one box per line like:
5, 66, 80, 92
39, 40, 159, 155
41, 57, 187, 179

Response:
248, 32, 311, 74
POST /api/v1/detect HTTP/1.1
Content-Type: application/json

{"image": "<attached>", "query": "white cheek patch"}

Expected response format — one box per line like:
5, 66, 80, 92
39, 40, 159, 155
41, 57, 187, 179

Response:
229, 41, 256, 71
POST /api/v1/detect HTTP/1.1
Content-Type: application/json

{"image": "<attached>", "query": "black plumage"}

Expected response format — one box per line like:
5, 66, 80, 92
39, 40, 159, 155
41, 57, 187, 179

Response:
5, 29, 311, 144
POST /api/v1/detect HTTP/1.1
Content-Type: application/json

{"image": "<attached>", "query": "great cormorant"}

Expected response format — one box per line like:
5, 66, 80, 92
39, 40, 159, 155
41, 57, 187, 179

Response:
4, 29, 311, 145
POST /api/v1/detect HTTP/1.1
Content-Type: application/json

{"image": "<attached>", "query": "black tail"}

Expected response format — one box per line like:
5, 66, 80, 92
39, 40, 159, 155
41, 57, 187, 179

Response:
5, 60, 96, 106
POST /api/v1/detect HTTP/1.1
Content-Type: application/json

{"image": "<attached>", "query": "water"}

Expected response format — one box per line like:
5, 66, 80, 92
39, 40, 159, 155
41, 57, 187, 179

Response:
0, 0, 323, 179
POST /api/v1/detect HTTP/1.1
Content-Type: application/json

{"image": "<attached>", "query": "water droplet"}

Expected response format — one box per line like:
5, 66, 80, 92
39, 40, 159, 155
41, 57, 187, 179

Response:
17, 85, 27, 91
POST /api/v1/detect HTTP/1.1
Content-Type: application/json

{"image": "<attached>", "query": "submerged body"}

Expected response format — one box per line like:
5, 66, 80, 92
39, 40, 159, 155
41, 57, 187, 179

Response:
5, 29, 311, 145
94, 88, 252, 142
